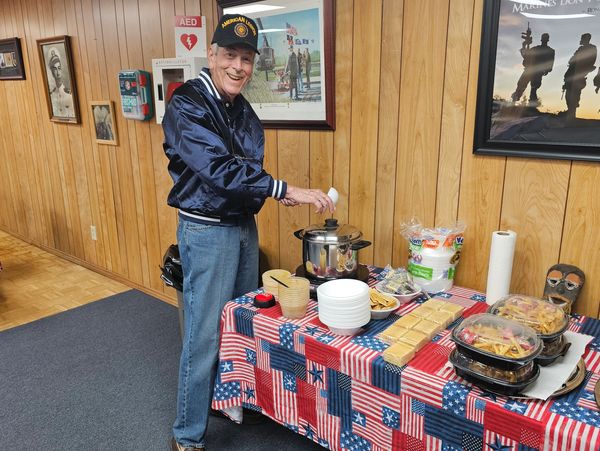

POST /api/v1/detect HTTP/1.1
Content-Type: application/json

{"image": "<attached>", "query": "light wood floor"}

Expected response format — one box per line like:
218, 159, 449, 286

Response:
0, 229, 130, 331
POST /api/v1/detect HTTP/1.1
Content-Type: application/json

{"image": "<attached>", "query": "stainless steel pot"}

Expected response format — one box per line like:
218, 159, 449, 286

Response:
294, 218, 371, 281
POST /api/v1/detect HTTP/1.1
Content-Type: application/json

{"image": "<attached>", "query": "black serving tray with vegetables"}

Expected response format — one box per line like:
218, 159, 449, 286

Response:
451, 313, 543, 371
449, 349, 540, 396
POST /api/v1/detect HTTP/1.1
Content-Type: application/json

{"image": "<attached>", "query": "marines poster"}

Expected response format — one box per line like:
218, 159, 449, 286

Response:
488, 0, 600, 148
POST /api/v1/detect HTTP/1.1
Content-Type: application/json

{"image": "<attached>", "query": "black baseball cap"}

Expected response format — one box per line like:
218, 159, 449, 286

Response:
211, 14, 260, 54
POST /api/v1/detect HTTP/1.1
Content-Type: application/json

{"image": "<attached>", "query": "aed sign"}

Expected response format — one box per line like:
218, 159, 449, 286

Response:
174, 15, 207, 58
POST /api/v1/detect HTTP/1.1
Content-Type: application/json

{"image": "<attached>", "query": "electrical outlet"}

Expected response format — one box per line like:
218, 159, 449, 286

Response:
90, 225, 97, 241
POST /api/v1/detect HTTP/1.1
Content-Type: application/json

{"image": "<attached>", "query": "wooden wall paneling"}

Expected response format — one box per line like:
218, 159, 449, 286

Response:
67, 0, 106, 267
49, 0, 80, 257
455, 0, 505, 292
113, 0, 147, 279
15, 0, 49, 245
500, 159, 569, 296
559, 163, 600, 318
82, 0, 122, 273
72, 0, 106, 267
257, 130, 281, 271
10, 0, 39, 244
64, 0, 93, 262
348, 0, 382, 264
184, 0, 201, 15
434, 0, 474, 227
155, 0, 179, 283
22, 0, 57, 249
0, 4, 21, 234
8, 0, 37, 241
37, 0, 74, 254
373, 0, 403, 268
137, 0, 166, 291
140, 0, 175, 291
331, 0, 354, 226
278, 130, 310, 272
392, 0, 449, 268
200, 0, 215, 44
309, 131, 334, 227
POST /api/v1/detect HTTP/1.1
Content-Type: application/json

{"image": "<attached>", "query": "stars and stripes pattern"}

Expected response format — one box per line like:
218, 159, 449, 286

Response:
213, 270, 600, 450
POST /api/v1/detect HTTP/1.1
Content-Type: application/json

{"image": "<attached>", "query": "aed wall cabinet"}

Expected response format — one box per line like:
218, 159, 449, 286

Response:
152, 57, 206, 124
118, 70, 153, 121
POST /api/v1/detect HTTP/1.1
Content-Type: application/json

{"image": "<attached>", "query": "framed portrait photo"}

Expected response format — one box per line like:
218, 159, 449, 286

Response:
474, 0, 600, 162
217, 0, 335, 130
0, 38, 25, 80
91, 101, 118, 145
37, 35, 80, 123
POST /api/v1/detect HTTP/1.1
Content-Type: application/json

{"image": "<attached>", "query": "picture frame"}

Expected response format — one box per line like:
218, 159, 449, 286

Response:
36, 35, 80, 123
217, 0, 335, 130
474, 0, 600, 162
90, 101, 118, 145
0, 38, 25, 80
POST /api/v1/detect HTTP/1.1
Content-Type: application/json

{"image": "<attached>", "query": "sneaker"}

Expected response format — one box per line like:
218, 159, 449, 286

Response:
170, 437, 205, 451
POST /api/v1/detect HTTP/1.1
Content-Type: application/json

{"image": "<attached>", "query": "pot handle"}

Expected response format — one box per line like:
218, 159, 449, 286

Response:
293, 229, 304, 240
350, 240, 371, 250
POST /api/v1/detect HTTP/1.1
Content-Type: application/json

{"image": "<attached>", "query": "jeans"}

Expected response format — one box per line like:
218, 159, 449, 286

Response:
173, 216, 258, 447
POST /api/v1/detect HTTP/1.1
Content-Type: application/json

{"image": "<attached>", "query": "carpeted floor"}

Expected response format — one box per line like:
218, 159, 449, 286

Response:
0, 290, 322, 450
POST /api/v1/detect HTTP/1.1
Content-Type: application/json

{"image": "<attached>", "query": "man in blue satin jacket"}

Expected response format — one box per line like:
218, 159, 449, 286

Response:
163, 14, 334, 451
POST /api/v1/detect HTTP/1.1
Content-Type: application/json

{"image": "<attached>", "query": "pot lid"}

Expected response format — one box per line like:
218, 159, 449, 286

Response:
301, 218, 362, 243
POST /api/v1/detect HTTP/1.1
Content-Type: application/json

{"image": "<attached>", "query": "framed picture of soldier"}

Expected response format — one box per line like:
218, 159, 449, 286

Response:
0, 38, 25, 80
91, 101, 118, 145
36, 35, 80, 123
217, 0, 335, 130
474, 0, 600, 162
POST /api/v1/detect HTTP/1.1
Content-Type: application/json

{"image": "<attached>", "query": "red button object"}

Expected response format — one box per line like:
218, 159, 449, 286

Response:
254, 293, 275, 308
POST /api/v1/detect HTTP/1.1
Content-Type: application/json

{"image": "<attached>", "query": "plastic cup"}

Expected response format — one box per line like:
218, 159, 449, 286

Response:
278, 276, 310, 319
327, 187, 339, 206
262, 269, 291, 299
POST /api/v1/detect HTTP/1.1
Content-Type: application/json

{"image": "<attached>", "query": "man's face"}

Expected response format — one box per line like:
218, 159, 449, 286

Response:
50, 61, 62, 85
208, 45, 255, 103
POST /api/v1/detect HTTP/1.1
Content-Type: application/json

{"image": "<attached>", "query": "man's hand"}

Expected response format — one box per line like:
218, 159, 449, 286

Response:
283, 185, 335, 214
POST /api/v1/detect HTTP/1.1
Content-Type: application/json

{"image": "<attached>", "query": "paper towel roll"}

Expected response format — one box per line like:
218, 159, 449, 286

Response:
485, 230, 517, 305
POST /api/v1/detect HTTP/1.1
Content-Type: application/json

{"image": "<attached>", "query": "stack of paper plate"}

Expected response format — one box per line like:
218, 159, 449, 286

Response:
317, 279, 371, 335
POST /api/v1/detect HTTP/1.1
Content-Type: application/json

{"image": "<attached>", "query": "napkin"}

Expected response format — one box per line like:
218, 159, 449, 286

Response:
521, 331, 593, 400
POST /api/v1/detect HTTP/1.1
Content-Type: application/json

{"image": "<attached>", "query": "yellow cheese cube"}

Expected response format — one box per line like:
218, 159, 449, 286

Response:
411, 306, 437, 318
378, 326, 409, 344
394, 314, 422, 330
438, 302, 464, 319
413, 319, 442, 338
398, 329, 429, 348
427, 310, 454, 327
421, 299, 448, 310
383, 342, 415, 366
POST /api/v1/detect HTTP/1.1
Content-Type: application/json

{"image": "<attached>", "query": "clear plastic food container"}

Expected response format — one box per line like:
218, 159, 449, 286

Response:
450, 348, 537, 384
488, 294, 569, 341
449, 349, 540, 396
535, 335, 571, 366
452, 313, 542, 370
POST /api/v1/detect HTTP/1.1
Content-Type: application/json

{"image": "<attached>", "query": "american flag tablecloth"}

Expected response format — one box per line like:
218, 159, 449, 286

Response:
212, 268, 600, 450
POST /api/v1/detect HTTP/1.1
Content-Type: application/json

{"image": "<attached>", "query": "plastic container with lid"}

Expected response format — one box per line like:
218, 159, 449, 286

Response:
488, 294, 569, 341
449, 349, 540, 396
452, 313, 543, 370
535, 335, 571, 366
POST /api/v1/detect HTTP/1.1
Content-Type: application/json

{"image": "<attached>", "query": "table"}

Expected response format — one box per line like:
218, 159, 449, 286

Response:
212, 267, 600, 450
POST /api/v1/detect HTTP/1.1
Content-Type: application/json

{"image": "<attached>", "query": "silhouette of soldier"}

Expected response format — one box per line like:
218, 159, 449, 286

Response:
511, 32, 555, 105
594, 67, 600, 94
563, 33, 597, 120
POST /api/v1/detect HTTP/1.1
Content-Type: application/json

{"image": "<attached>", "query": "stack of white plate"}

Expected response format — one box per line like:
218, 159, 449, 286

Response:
317, 279, 371, 335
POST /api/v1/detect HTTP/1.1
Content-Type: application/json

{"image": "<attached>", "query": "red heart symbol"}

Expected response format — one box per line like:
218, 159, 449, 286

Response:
181, 34, 198, 51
